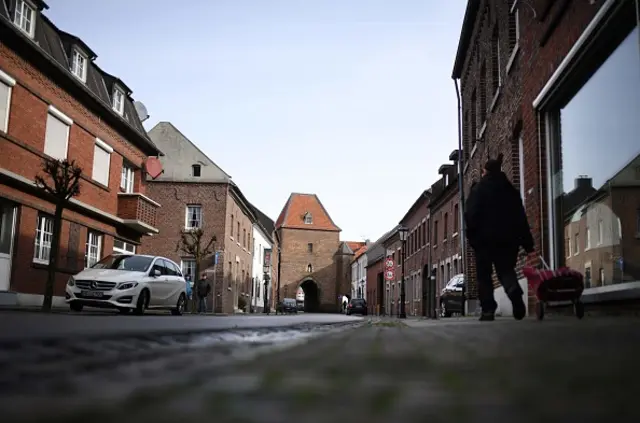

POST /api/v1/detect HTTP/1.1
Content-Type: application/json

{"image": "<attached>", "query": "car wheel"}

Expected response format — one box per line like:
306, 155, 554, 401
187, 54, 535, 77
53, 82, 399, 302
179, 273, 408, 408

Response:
134, 289, 149, 315
70, 302, 83, 312
171, 294, 186, 316
118, 307, 130, 314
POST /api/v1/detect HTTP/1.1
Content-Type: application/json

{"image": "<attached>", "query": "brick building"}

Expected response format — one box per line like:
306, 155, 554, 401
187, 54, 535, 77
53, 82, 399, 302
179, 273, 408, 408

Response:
379, 225, 402, 316
0, 1, 162, 306
429, 153, 463, 314
365, 240, 385, 315
274, 193, 353, 312
453, 0, 640, 313
143, 122, 256, 314
398, 190, 431, 317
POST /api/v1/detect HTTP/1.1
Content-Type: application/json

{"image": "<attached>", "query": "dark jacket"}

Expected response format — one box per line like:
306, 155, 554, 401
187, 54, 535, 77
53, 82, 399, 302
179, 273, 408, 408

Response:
465, 171, 534, 252
197, 279, 211, 298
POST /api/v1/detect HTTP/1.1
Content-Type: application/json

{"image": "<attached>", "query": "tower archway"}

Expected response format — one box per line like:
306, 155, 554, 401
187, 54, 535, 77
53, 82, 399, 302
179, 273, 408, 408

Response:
300, 279, 320, 312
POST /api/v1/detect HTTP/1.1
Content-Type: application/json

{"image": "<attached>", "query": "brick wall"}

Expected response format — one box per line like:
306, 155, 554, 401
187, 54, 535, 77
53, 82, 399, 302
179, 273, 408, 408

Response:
366, 258, 384, 315
400, 196, 430, 316
277, 228, 340, 311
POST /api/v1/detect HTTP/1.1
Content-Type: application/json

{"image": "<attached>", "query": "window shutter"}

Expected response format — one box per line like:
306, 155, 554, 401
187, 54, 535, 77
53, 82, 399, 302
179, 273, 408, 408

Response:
44, 114, 69, 160
0, 83, 10, 132
92, 144, 111, 186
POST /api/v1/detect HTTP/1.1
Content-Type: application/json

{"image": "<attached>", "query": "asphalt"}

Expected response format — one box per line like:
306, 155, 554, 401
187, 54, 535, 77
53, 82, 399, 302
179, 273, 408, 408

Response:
0, 311, 363, 342
1, 314, 638, 422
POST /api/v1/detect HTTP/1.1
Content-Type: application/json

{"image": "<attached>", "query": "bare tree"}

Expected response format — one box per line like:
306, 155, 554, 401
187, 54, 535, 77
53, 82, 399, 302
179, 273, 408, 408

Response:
35, 158, 82, 311
176, 228, 216, 312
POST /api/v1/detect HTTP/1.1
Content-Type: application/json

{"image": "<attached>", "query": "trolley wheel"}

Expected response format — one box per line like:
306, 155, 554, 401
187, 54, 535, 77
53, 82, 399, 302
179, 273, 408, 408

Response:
574, 300, 585, 319
535, 301, 545, 320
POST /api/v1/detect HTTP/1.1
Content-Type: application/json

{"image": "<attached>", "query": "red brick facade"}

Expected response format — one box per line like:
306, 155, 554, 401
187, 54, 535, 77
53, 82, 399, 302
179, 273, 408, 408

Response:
0, 10, 160, 304
365, 256, 384, 315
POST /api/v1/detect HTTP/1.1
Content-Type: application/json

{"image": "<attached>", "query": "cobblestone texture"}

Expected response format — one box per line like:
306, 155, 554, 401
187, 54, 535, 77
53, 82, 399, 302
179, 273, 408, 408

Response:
3, 317, 639, 422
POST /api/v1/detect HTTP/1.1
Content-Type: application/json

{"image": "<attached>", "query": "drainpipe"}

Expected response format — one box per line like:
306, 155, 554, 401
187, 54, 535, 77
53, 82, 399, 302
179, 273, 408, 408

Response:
453, 78, 469, 315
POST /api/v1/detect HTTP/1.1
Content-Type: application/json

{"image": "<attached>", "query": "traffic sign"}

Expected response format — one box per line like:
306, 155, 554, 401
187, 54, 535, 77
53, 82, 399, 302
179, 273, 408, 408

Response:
385, 258, 394, 269
385, 269, 395, 281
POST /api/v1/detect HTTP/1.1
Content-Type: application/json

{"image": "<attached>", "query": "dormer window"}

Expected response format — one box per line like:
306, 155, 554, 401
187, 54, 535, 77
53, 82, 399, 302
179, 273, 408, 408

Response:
192, 164, 201, 177
303, 213, 313, 224
13, 0, 35, 38
112, 86, 124, 115
71, 49, 88, 82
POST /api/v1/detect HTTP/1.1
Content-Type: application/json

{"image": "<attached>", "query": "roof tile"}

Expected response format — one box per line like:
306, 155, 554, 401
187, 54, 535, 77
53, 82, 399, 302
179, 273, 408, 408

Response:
275, 193, 340, 231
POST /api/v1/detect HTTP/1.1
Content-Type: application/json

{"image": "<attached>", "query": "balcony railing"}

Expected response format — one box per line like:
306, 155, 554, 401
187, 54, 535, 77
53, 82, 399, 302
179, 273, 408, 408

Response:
117, 192, 160, 234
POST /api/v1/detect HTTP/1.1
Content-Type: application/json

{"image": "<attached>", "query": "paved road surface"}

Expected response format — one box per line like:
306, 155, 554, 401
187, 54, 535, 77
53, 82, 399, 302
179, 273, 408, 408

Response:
2, 315, 638, 422
0, 311, 362, 341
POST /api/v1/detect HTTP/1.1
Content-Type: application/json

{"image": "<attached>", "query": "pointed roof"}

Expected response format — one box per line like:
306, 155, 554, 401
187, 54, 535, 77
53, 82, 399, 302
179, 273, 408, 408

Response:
347, 241, 366, 253
275, 193, 341, 231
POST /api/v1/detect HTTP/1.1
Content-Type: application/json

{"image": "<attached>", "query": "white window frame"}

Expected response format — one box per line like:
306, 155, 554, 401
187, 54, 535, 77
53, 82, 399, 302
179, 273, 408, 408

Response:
185, 205, 202, 230
518, 134, 525, 205
13, 0, 35, 38
113, 239, 136, 255
85, 231, 103, 268
33, 214, 53, 264
585, 226, 591, 250
0, 69, 16, 133
597, 219, 604, 245
44, 105, 72, 161
506, 0, 520, 74
71, 48, 88, 83
181, 259, 196, 281
304, 213, 312, 224
112, 86, 125, 115
120, 164, 135, 193
91, 137, 113, 187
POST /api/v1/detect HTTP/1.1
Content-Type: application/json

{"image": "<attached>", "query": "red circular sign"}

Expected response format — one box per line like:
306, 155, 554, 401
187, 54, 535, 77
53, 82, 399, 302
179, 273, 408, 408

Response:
145, 157, 163, 179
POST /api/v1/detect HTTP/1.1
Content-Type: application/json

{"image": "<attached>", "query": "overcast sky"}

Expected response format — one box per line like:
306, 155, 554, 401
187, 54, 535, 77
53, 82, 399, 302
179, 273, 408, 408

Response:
47, 0, 467, 242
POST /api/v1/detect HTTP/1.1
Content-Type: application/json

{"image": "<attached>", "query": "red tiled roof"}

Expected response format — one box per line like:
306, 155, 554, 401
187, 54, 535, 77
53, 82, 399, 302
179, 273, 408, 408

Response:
275, 193, 340, 231
346, 241, 365, 253
353, 245, 368, 260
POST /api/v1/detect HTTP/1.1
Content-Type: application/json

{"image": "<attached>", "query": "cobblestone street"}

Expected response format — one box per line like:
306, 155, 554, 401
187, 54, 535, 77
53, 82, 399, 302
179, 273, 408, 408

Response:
3, 316, 638, 422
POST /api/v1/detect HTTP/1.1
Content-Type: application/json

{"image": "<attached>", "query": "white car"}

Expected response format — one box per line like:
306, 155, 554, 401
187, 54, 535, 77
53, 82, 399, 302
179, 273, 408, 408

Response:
65, 254, 188, 315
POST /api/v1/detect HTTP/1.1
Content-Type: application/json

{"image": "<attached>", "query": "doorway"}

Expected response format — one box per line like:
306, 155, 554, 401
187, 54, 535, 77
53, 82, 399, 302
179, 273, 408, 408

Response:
0, 202, 17, 292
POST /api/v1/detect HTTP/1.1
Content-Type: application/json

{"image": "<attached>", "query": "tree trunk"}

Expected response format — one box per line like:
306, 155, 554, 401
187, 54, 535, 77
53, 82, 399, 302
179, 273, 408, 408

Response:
192, 262, 200, 313
42, 204, 64, 312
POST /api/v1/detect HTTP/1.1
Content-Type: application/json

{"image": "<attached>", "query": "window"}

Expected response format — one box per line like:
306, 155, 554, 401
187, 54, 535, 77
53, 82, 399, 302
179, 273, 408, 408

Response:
44, 106, 72, 160
92, 138, 112, 187
120, 164, 134, 193
230, 214, 234, 238
585, 226, 591, 250
33, 214, 53, 264
185, 205, 202, 229
243, 228, 246, 247
307, 264, 312, 273
443, 213, 448, 240
491, 26, 501, 94
599, 268, 605, 285
518, 134, 526, 205
113, 239, 136, 255
181, 259, 196, 281
584, 266, 592, 289
453, 204, 459, 234
479, 61, 487, 125
112, 87, 124, 115
192, 164, 201, 177
85, 231, 103, 268
433, 220, 438, 244
424, 220, 428, 245
546, 9, 638, 285
573, 234, 579, 255
0, 70, 15, 133
71, 49, 88, 82
307, 243, 313, 253
304, 213, 312, 224
507, 0, 520, 72
236, 221, 240, 239
470, 89, 477, 144
13, 0, 35, 37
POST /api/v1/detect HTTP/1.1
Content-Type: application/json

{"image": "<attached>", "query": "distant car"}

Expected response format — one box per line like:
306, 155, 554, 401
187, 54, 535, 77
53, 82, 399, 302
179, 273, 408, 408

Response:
346, 298, 367, 315
276, 298, 298, 314
440, 274, 465, 317
65, 254, 187, 316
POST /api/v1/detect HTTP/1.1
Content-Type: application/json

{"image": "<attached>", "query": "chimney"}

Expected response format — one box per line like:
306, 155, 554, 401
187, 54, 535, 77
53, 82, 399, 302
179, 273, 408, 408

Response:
575, 175, 593, 190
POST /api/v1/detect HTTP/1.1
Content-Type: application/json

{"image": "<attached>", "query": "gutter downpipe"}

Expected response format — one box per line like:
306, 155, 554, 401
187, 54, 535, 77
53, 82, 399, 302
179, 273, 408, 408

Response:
453, 77, 469, 316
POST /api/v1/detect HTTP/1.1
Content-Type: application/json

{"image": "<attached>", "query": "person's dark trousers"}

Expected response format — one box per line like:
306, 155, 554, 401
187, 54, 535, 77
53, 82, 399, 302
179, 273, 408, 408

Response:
474, 244, 524, 319
198, 296, 207, 313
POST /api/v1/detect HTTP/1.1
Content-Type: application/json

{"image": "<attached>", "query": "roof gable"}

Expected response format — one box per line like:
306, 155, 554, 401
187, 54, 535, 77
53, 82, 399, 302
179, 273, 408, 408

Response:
275, 193, 340, 232
147, 122, 231, 183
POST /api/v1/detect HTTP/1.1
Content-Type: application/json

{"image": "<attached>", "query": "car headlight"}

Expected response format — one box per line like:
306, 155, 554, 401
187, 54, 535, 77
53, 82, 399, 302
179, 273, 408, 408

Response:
67, 277, 75, 287
117, 282, 138, 290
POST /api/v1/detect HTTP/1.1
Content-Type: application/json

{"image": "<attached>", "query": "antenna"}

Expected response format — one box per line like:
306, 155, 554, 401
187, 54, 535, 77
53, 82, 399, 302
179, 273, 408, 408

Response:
133, 100, 150, 123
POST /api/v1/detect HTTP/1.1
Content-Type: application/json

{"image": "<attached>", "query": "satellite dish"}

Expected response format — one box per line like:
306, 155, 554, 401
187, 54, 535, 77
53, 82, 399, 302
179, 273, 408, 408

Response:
133, 100, 150, 122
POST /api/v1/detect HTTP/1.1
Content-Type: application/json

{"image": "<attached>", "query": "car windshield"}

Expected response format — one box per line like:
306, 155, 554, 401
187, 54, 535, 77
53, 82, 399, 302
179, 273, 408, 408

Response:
91, 254, 153, 272
351, 299, 365, 305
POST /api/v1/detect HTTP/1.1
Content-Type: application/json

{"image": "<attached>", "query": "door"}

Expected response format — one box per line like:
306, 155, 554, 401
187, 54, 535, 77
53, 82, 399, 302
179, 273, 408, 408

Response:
0, 204, 16, 292
148, 259, 170, 306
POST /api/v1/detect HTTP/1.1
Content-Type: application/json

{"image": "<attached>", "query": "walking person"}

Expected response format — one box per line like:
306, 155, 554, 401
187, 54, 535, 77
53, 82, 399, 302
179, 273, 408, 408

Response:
196, 273, 212, 314
465, 154, 534, 321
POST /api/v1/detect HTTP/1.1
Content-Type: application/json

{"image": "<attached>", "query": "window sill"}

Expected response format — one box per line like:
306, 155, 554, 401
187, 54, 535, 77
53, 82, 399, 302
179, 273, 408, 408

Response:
464, 143, 479, 174
32, 261, 77, 275
506, 44, 520, 75
452, 232, 459, 238
478, 121, 487, 141
490, 87, 501, 113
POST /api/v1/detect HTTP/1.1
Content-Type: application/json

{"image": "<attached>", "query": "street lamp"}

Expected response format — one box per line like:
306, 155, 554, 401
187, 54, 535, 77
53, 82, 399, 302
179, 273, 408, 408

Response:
398, 225, 408, 319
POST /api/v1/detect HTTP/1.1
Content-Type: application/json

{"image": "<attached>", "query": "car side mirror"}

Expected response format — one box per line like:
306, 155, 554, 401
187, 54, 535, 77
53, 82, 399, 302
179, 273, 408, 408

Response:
153, 268, 161, 277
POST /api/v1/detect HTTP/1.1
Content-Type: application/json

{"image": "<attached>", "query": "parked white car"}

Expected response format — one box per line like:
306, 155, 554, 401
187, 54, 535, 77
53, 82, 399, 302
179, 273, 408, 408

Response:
65, 254, 187, 315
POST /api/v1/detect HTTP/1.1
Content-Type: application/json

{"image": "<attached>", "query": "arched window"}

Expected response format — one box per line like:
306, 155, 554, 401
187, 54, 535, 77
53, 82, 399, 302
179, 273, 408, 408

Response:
307, 264, 312, 273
